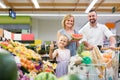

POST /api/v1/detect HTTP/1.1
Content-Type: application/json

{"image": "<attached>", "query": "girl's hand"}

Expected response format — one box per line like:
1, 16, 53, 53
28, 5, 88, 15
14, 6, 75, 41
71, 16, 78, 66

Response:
50, 41, 54, 50
49, 42, 55, 60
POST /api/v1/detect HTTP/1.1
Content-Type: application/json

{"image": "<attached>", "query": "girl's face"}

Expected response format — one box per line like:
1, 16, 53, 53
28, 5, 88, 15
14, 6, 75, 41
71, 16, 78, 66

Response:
65, 17, 74, 28
58, 36, 68, 48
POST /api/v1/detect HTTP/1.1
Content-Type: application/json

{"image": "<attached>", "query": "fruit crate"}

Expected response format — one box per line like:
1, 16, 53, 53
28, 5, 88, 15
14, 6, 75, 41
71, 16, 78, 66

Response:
68, 51, 119, 80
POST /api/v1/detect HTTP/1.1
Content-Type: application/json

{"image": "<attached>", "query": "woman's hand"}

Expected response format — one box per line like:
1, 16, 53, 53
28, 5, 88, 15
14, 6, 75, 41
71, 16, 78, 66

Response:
85, 45, 94, 50
70, 39, 80, 42
83, 41, 94, 50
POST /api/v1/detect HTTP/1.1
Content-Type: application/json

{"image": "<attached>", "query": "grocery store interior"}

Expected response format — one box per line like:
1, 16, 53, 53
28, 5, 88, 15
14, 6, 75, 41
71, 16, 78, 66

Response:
0, 0, 120, 80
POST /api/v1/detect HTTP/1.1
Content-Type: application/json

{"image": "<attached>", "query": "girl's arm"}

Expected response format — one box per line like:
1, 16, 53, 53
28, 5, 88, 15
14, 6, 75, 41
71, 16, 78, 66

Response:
49, 41, 54, 59
49, 49, 54, 60
49, 49, 58, 60
49, 42, 58, 60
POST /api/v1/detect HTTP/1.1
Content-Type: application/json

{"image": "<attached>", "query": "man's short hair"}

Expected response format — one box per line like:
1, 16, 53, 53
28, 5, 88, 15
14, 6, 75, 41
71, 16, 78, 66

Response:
89, 9, 96, 13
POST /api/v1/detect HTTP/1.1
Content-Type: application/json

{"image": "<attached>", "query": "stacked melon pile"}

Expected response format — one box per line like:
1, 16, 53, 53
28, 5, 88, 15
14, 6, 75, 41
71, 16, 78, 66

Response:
0, 49, 18, 80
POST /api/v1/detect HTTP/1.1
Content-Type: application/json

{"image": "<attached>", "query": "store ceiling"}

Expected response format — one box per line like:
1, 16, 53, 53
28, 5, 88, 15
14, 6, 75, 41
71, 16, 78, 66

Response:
0, 0, 120, 29
0, 0, 120, 14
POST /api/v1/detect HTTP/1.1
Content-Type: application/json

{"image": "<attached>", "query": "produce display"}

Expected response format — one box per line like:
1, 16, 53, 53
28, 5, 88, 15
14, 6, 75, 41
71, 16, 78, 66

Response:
0, 40, 57, 80
0, 40, 41, 60
0, 39, 118, 80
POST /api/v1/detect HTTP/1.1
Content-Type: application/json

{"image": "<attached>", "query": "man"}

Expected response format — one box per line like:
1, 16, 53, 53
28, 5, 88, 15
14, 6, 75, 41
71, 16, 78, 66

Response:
79, 9, 116, 50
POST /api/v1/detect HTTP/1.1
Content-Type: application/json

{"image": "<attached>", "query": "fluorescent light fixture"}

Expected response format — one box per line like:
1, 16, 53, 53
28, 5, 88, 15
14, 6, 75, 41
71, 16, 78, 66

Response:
31, 0, 40, 8
0, 13, 120, 16
85, 0, 98, 13
0, 1, 7, 8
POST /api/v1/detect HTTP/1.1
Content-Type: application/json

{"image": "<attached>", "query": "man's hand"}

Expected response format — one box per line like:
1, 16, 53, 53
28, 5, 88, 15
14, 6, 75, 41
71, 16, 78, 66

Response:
109, 44, 116, 50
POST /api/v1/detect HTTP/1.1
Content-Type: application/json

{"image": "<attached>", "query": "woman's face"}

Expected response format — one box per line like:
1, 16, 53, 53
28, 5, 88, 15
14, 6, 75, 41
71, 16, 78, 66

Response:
65, 17, 74, 28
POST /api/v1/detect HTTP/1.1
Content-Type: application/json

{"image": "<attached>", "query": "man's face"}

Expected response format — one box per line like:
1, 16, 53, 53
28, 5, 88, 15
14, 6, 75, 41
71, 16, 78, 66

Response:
88, 11, 97, 24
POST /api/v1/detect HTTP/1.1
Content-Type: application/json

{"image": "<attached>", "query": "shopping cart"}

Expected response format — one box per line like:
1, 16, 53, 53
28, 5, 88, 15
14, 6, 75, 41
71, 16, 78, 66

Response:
68, 48, 119, 80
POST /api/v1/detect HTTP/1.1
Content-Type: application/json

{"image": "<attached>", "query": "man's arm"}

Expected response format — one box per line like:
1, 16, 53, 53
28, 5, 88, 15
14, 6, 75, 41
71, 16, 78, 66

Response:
109, 36, 116, 48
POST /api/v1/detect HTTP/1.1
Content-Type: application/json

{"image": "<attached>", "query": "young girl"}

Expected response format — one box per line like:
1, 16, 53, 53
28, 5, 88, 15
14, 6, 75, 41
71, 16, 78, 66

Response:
49, 35, 70, 78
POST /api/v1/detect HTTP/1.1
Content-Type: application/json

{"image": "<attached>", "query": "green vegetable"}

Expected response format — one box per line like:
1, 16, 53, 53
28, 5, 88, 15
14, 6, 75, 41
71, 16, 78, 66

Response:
0, 49, 18, 80
77, 43, 85, 56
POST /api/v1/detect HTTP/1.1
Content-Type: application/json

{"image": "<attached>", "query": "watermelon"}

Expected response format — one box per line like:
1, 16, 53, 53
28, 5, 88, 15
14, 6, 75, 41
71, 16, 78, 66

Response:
0, 49, 18, 80
35, 72, 57, 80
71, 34, 83, 40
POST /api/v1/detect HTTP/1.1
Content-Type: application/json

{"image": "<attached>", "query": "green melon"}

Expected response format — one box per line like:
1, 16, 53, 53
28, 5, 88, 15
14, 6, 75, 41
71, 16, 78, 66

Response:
35, 72, 57, 80
58, 74, 82, 80
0, 49, 18, 80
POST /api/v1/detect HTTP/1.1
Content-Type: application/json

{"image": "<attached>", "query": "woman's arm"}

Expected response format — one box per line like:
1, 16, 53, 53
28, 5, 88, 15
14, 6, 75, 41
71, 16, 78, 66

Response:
57, 31, 61, 41
77, 41, 80, 47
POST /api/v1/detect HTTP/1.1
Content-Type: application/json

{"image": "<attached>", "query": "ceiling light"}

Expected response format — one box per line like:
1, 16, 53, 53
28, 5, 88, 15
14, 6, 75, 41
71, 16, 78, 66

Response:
0, 1, 7, 8
85, 0, 98, 13
31, 0, 40, 8
1, 13, 120, 17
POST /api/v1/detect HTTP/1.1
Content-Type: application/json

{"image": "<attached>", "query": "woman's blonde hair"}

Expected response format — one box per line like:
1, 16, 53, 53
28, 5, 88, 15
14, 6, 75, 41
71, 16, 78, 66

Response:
61, 14, 74, 29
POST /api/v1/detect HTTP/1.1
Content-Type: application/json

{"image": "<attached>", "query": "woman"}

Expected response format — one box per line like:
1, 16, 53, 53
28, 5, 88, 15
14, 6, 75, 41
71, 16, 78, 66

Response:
57, 14, 79, 56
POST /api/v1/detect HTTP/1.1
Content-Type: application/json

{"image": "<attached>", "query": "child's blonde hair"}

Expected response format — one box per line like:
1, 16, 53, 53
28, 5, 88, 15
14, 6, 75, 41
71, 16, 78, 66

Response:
58, 34, 69, 45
